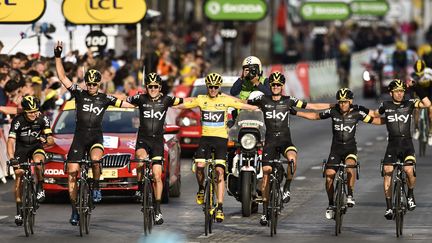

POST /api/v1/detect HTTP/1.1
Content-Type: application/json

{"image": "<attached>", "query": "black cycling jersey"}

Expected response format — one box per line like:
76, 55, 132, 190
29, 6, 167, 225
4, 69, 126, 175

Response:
319, 105, 373, 145
248, 95, 306, 138
68, 84, 122, 130
9, 113, 52, 145
378, 99, 420, 138
126, 94, 182, 136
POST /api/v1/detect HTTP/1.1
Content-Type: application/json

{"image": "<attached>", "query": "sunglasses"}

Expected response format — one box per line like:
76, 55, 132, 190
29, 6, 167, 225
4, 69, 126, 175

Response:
271, 83, 283, 87
208, 86, 220, 90
147, 85, 160, 90
86, 82, 98, 87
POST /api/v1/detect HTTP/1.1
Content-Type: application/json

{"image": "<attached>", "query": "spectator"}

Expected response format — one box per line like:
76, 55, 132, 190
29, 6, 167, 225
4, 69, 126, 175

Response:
336, 43, 352, 88
392, 41, 408, 79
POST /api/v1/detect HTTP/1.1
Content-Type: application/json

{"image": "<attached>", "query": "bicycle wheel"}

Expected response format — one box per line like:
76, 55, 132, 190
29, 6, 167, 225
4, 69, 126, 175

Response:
204, 180, 211, 236
29, 184, 35, 235
269, 179, 278, 237
78, 181, 88, 237
334, 180, 344, 236
21, 181, 30, 237
142, 179, 149, 236
146, 181, 153, 235
394, 181, 403, 237
85, 187, 92, 234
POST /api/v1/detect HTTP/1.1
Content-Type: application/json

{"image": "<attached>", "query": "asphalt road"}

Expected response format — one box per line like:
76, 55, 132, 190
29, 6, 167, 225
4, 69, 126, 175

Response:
1, 96, 432, 243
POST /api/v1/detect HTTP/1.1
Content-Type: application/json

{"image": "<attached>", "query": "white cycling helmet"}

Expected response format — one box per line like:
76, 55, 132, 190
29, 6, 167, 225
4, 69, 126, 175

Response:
423, 67, 432, 80
242, 56, 262, 75
248, 91, 264, 101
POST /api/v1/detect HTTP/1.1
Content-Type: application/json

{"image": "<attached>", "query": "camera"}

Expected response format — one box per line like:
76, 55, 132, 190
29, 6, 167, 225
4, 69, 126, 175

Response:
245, 65, 258, 80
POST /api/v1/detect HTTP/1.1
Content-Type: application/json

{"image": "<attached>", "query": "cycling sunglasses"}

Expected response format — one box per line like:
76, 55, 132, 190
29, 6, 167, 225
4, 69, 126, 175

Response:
271, 83, 283, 87
208, 86, 220, 90
86, 82, 98, 87
147, 85, 160, 90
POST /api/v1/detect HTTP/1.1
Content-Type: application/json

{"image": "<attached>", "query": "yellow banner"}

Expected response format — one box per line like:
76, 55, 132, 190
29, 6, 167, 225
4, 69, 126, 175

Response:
0, 0, 46, 23
63, 0, 147, 24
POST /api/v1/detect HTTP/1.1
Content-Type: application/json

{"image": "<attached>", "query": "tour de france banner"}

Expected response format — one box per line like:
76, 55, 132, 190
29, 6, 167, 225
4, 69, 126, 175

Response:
63, 0, 147, 24
0, 0, 46, 23
265, 63, 310, 99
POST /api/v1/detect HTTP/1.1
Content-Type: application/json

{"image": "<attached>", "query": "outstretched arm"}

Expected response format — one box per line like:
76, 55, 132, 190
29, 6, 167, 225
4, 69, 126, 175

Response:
54, 41, 73, 89
371, 117, 385, 125
296, 111, 321, 120
121, 101, 135, 108
305, 103, 331, 110
240, 103, 258, 110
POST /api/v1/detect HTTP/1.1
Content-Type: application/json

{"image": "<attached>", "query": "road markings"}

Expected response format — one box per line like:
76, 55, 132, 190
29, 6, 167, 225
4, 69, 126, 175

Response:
365, 142, 373, 146
230, 216, 242, 219
358, 147, 363, 152
311, 166, 321, 170
295, 176, 306, 180
197, 234, 212, 239
0, 216, 8, 220
376, 136, 385, 141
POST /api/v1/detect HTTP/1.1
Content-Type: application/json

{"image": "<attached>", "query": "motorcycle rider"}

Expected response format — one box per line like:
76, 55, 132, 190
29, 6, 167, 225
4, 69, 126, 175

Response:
248, 71, 331, 225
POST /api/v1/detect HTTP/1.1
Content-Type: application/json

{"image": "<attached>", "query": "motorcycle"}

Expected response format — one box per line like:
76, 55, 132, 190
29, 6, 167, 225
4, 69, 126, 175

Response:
227, 109, 266, 217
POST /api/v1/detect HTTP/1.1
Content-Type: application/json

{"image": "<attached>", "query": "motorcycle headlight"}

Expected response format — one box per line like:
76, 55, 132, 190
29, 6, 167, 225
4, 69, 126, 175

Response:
240, 133, 257, 150
179, 117, 198, 126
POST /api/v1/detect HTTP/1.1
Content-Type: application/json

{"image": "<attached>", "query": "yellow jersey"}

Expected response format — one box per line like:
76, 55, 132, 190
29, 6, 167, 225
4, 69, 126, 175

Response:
183, 94, 244, 138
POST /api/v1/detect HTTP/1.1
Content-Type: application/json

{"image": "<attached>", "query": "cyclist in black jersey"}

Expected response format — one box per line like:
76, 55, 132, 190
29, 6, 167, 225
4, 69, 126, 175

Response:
123, 72, 184, 225
248, 72, 331, 226
7, 96, 54, 226
294, 88, 383, 219
372, 79, 431, 219
55, 42, 130, 225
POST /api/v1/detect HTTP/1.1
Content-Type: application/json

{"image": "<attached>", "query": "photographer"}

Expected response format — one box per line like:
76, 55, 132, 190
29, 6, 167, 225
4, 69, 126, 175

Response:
230, 56, 271, 100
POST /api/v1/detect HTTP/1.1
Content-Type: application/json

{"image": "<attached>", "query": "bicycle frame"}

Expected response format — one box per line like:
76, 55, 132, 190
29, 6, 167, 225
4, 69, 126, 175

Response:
203, 153, 216, 236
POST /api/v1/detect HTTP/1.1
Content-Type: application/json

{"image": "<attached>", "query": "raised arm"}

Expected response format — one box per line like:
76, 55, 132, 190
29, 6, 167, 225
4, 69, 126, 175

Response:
54, 41, 73, 89
418, 96, 431, 108
0, 106, 20, 115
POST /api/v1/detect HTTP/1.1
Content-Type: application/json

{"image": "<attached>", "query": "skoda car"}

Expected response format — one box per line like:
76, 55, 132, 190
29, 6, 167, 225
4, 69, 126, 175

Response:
43, 100, 182, 202
175, 76, 237, 151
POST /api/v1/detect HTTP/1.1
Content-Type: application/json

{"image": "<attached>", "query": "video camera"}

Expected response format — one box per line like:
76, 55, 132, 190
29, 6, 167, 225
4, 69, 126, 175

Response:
245, 65, 259, 80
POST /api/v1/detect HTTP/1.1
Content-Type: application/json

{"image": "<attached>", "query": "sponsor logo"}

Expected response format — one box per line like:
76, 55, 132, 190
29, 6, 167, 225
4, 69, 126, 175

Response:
388, 114, 409, 123
44, 169, 65, 175
265, 110, 288, 121
202, 111, 224, 122
83, 104, 104, 115
334, 124, 355, 133
143, 110, 166, 120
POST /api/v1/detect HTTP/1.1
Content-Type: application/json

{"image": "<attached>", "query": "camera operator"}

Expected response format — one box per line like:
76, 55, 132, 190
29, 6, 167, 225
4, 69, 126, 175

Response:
230, 56, 271, 100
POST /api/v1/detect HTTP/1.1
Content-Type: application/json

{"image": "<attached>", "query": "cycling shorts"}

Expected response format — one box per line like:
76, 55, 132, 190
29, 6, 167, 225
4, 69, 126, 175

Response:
15, 143, 45, 164
67, 129, 104, 162
326, 143, 357, 167
135, 133, 164, 165
194, 136, 227, 169
262, 136, 297, 167
383, 137, 415, 164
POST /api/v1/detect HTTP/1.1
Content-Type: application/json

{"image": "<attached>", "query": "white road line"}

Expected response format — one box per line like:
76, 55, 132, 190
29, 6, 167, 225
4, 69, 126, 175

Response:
358, 147, 363, 152
230, 216, 242, 219
311, 166, 321, 170
376, 136, 386, 141
295, 176, 306, 180
0, 216, 8, 220
365, 142, 373, 146
197, 234, 212, 239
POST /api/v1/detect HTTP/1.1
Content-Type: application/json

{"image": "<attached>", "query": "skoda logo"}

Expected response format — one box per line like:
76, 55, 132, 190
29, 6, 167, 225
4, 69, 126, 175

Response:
207, 2, 221, 15
302, 5, 313, 17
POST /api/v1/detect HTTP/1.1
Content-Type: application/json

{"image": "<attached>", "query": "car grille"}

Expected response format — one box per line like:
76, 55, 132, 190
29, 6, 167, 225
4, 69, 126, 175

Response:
102, 154, 131, 168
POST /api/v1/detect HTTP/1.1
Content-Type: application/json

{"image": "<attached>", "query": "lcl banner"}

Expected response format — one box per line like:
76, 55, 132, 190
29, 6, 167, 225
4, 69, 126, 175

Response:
265, 63, 310, 99
63, 0, 147, 24
0, 0, 46, 23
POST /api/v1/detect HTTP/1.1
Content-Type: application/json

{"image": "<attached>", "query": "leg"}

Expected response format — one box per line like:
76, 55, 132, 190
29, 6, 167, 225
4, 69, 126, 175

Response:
345, 155, 357, 206
67, 162, 80, 225
383, 164, 394, 219
32, 152, 46, 202
325, 168, 336, 219
90, 146, 104, 203
152, 163, 164, 225
135, 148, 148, 199
404, 163, 417, 210
283, 148, 297, 203
195, 160, 206, 205
215, 165, 225, 223
13, 168, 24, 225
260, 165, 272, 226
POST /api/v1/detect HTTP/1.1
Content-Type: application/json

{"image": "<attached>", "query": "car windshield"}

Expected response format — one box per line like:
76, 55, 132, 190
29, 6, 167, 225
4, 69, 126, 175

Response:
190, 85, 232, 97
53, 109, 140, 134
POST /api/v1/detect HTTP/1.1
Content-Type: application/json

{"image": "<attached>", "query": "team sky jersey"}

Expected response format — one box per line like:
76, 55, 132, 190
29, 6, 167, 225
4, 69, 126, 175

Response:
182, 94, 244, 138
248, 95, 306, 137
68, 84, 122, 130
126, 94, 183, 136
319, 105, 373, 145
378, 99, 420, 138
9, 113, 52, 145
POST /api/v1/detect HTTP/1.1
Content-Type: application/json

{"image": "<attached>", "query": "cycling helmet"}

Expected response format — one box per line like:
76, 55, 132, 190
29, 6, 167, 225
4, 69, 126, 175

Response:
414, 60, 426, 76
205, 73, 223, 87
145, 72, 162, 86
388, 79, 406, 92
268, 71, 286, 85
336, 88, 354, 101
84, 69, 102, 84
21, 95, 40, 112
423, 68, 432, 81
242, 56, 262, 76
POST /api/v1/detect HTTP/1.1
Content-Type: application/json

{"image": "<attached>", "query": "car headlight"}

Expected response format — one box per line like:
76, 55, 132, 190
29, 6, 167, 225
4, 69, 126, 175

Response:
46, 153, 65, 162
240, 133, 257, 150
179, 117, 198, 126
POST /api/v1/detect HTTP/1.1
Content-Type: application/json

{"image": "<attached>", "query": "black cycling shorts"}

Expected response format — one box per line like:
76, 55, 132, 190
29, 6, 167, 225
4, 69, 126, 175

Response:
326, 143, 357, 167
135, 133, 164, 165
67, 129, 104, 161
194, 136, 227, 169
383, 137, 416, 164
15, 143, 45, 164
262, 136, 297, 167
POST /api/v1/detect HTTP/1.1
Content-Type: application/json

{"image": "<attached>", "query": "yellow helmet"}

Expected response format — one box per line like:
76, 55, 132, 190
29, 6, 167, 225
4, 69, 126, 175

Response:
205, 73, 223, 87
388, 79, 406, 92
414, 59, 426, 76
336, 88, 354, 101
339, 43, 350, 54
269, 71, 286, 85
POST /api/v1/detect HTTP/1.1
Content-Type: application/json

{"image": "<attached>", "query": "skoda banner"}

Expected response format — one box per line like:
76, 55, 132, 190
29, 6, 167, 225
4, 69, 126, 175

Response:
300, 2, 351, 21
350, 1, 389, 16
62, 0, 147, 24
204, 0, 267, 21
0, 0, 46, 23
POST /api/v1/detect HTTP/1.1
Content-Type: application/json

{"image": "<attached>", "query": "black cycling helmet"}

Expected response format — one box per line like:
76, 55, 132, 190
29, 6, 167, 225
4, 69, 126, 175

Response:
268, 71, 286, 85
21, 95, 40, 112
414, 59, 426, 76
84, 69, 102, 84
205, 73, 223, 87
145, 72, 162, 86
336, 88, 354, 101
388, 79, 406, 92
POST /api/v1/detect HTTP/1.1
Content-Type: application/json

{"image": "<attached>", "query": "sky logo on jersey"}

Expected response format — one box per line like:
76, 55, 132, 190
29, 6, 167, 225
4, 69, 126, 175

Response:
83, 104, 104, 115
143, 110, 166, 120
334, 124, 355, 133
388, 114, 409, 123
265, 111, 288, 121
202, 110, 224, 126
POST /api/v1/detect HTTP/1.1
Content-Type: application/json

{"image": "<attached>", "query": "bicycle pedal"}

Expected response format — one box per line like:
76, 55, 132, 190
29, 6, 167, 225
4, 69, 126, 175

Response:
209, 208, 215, 216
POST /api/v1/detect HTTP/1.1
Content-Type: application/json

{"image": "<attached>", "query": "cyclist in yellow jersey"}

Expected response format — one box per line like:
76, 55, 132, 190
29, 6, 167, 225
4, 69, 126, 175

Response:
174, 73, 258, 222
